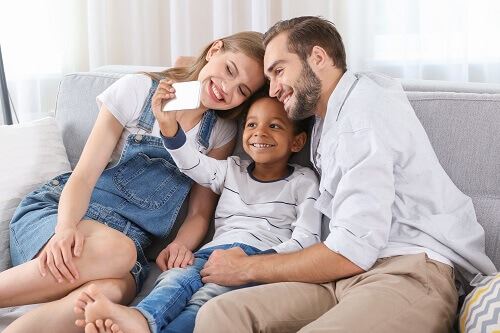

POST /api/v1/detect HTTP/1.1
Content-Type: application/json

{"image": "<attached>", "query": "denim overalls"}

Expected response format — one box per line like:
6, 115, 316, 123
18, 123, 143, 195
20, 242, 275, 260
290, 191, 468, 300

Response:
10, 80, 218, 290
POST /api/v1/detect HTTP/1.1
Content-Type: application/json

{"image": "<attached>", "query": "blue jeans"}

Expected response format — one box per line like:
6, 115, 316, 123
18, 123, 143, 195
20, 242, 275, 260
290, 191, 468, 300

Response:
134, 243, 262, 333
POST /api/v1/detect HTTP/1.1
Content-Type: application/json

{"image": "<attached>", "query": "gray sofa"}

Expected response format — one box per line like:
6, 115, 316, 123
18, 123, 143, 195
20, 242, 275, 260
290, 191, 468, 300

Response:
1, 66, 499, 330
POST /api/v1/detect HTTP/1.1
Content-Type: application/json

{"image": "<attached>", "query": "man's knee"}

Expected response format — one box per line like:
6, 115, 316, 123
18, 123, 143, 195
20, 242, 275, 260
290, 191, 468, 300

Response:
195, 293, 245, 333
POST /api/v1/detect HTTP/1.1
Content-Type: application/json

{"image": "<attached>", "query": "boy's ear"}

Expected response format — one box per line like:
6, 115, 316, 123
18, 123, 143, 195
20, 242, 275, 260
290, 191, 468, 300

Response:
291, 132, 307, 153
206, 40, 224, 61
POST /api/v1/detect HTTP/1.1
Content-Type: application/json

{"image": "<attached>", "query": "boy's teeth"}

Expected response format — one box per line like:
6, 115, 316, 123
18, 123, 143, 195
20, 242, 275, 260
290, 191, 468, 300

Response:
252, 143, 273, 148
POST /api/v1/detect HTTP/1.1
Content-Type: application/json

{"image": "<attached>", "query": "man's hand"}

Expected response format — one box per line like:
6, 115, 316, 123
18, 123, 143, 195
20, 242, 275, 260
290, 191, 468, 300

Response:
156, 242, 194, 271
200, 247, 252, 286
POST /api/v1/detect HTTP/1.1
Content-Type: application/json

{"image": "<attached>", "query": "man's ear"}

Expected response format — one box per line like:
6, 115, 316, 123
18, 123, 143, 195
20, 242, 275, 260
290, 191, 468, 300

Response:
291, 132, 307, 153
308, 45, 329, 69
206, 40, 224, 61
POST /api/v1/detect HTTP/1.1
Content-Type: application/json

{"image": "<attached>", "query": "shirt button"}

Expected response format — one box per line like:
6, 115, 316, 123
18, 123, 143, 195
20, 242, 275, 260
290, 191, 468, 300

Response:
51, 179, 60, 186
135, 134, 143, 142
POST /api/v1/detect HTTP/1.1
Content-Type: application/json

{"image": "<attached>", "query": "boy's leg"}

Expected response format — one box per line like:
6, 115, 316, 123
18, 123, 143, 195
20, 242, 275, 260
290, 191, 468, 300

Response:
3, 275, 135, 333
133, 258, 206, 332
163, 283, 233, 333
298, 254, 458, 333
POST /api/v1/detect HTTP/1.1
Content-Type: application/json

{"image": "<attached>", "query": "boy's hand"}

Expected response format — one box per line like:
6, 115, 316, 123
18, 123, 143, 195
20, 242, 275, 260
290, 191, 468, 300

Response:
152, 79, 178, 136
156, 242, 194, 271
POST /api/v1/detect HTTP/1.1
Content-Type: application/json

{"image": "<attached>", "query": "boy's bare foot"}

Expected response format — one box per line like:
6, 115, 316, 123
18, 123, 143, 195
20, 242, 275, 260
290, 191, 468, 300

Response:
84, 319, 122, 333
74, 284, 150, 333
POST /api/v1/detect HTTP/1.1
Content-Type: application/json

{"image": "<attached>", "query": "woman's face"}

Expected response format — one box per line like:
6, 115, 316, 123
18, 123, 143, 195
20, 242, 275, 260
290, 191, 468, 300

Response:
197, 42, 265, 110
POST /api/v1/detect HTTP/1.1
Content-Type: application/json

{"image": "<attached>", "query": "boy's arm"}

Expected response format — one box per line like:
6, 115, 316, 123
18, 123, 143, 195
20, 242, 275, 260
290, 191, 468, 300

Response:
272, 170, 322, 253
161, 125, 228, 194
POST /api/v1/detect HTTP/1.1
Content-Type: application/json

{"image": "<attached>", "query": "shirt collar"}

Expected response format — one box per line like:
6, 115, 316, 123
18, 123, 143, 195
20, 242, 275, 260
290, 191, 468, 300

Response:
324, 70, 359, 125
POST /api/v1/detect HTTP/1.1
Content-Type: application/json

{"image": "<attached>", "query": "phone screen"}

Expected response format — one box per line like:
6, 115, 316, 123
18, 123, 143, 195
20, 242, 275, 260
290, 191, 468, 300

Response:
162, 81, 201, 112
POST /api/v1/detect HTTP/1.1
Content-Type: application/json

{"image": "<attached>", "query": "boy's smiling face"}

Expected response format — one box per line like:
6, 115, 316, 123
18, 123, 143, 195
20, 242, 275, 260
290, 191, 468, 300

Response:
242, 97, 306, 169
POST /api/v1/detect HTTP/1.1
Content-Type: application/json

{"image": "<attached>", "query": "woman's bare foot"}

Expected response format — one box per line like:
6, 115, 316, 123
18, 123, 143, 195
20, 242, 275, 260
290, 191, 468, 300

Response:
74, 284, 150, 333
84, 319, 122, 333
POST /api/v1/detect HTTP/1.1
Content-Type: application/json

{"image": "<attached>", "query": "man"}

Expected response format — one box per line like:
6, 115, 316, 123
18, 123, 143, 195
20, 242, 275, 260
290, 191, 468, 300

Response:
195, 16, 497, 332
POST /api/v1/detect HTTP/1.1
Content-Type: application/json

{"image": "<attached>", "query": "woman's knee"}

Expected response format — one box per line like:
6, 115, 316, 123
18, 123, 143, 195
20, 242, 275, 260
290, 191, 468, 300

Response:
80, 223, 138, 274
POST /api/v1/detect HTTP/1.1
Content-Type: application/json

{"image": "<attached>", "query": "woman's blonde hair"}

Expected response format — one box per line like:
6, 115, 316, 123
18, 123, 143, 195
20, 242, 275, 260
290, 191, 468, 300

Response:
146, 31, 265, 119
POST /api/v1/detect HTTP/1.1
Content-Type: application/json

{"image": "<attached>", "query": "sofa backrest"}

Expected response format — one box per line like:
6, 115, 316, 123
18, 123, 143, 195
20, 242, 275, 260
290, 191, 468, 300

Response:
55, 69, 500, 270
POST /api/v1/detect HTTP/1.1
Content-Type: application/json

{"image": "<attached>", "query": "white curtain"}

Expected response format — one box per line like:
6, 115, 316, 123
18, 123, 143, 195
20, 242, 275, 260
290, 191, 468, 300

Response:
1, 0, 500, 123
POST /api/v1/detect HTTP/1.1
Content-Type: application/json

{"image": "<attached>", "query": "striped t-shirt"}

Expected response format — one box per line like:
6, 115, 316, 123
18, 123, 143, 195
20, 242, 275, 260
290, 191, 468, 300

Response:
163, 129, 323, 253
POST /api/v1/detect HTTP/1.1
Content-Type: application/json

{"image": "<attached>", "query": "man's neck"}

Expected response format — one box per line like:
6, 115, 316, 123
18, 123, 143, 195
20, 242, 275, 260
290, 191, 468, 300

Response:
316, 68, 345, 119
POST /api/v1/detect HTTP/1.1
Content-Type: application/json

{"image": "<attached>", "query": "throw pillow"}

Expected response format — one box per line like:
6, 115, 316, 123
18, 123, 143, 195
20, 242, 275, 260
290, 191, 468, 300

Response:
459, 273, 500, 332
0, 117, 71, 272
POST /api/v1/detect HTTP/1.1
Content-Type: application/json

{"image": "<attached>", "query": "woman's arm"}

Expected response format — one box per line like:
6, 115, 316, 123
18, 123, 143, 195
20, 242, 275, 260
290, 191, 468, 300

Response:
156, 138, 236, 270
39, 107, 123, 282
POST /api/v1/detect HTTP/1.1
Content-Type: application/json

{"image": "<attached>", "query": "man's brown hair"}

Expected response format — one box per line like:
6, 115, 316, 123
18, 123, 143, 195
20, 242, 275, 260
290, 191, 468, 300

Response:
263, 16, 347, 72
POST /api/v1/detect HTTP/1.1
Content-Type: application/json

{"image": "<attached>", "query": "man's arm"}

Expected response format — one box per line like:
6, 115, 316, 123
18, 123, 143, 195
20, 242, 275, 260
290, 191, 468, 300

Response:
201, 243, 364, 285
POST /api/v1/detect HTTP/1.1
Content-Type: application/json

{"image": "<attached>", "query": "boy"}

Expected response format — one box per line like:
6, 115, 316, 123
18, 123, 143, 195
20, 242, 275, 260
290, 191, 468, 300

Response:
74, 95, 322, 333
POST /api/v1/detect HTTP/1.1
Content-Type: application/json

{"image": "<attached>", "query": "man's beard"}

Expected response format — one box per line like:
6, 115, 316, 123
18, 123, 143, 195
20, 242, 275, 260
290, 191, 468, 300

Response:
287, 61, 322, 120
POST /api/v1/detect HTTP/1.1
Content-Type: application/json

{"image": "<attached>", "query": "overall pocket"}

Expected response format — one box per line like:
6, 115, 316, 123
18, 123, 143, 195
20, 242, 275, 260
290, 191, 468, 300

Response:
112, 152, 187, 210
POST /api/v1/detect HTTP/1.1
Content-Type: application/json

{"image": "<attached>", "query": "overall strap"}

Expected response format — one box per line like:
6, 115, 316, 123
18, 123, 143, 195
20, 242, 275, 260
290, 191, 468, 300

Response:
137, 79, 160, 133
196, 109, 218, 150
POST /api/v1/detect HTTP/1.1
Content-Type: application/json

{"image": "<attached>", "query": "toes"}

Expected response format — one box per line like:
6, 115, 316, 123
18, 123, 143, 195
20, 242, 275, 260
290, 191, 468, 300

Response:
75, 319, 86, 328
74, 300, 87, 314
87, 284, 101, 299
85, 323, 99, 333
104, 319, 121, 333
111, 323, 122, 333
104, 319, 114, 329
95, 319, 105, 330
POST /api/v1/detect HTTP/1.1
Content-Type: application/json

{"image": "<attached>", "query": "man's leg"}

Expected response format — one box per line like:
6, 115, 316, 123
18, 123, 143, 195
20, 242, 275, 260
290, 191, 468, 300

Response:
195, 282, 336, 333
298, 254, 458, 333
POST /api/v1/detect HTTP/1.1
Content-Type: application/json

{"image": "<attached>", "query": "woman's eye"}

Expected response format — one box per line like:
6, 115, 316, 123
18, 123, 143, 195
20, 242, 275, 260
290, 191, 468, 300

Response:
238, 87, 246, 97
226, 65, 233, 76
275, 68, 283, 76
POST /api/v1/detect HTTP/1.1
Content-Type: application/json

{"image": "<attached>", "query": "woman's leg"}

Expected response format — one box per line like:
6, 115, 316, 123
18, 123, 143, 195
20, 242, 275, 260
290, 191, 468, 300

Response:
3, 275, 136, 333
0, 220, 137, 307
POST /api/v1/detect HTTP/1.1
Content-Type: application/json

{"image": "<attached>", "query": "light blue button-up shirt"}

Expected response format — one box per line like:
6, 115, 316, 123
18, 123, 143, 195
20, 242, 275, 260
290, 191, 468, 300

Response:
314, 71, 496, 280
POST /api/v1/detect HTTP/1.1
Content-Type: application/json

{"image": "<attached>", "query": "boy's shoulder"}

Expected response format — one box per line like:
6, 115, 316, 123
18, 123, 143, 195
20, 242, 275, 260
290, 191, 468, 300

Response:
288, 164, 318, 182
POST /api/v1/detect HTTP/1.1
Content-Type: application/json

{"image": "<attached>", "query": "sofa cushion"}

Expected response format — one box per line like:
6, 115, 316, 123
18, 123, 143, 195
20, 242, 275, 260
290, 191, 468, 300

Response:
459, 273, 500, 332
55, 72, 122, 169
406, 92, 500, 269
0, 117, 71, 272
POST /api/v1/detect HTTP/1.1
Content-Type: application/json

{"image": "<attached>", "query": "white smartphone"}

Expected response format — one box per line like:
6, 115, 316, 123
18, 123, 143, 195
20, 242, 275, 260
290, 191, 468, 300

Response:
162, 81, 202, 112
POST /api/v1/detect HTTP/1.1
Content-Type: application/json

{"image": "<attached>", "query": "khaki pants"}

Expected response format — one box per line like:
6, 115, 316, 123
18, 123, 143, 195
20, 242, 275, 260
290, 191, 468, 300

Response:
194, 253, 458, 333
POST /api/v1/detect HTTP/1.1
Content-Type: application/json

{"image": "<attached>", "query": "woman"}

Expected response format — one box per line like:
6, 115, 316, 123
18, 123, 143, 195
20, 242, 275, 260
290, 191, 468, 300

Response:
0, 31, 265, 332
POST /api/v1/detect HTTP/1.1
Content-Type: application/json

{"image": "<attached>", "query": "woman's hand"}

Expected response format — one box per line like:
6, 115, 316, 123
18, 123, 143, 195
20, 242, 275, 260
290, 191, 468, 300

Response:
156, 242, 195, 271
151, 79, 179, 136
37, 226, 84, 283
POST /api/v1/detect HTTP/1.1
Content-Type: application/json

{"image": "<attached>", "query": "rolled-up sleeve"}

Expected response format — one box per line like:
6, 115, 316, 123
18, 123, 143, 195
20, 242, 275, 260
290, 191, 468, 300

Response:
323, 128, 395, 270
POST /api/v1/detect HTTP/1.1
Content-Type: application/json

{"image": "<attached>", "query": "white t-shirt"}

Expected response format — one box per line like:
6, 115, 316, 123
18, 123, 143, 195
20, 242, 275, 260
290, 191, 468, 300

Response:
97, 74, 237, 164
164, 131, 323, 253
